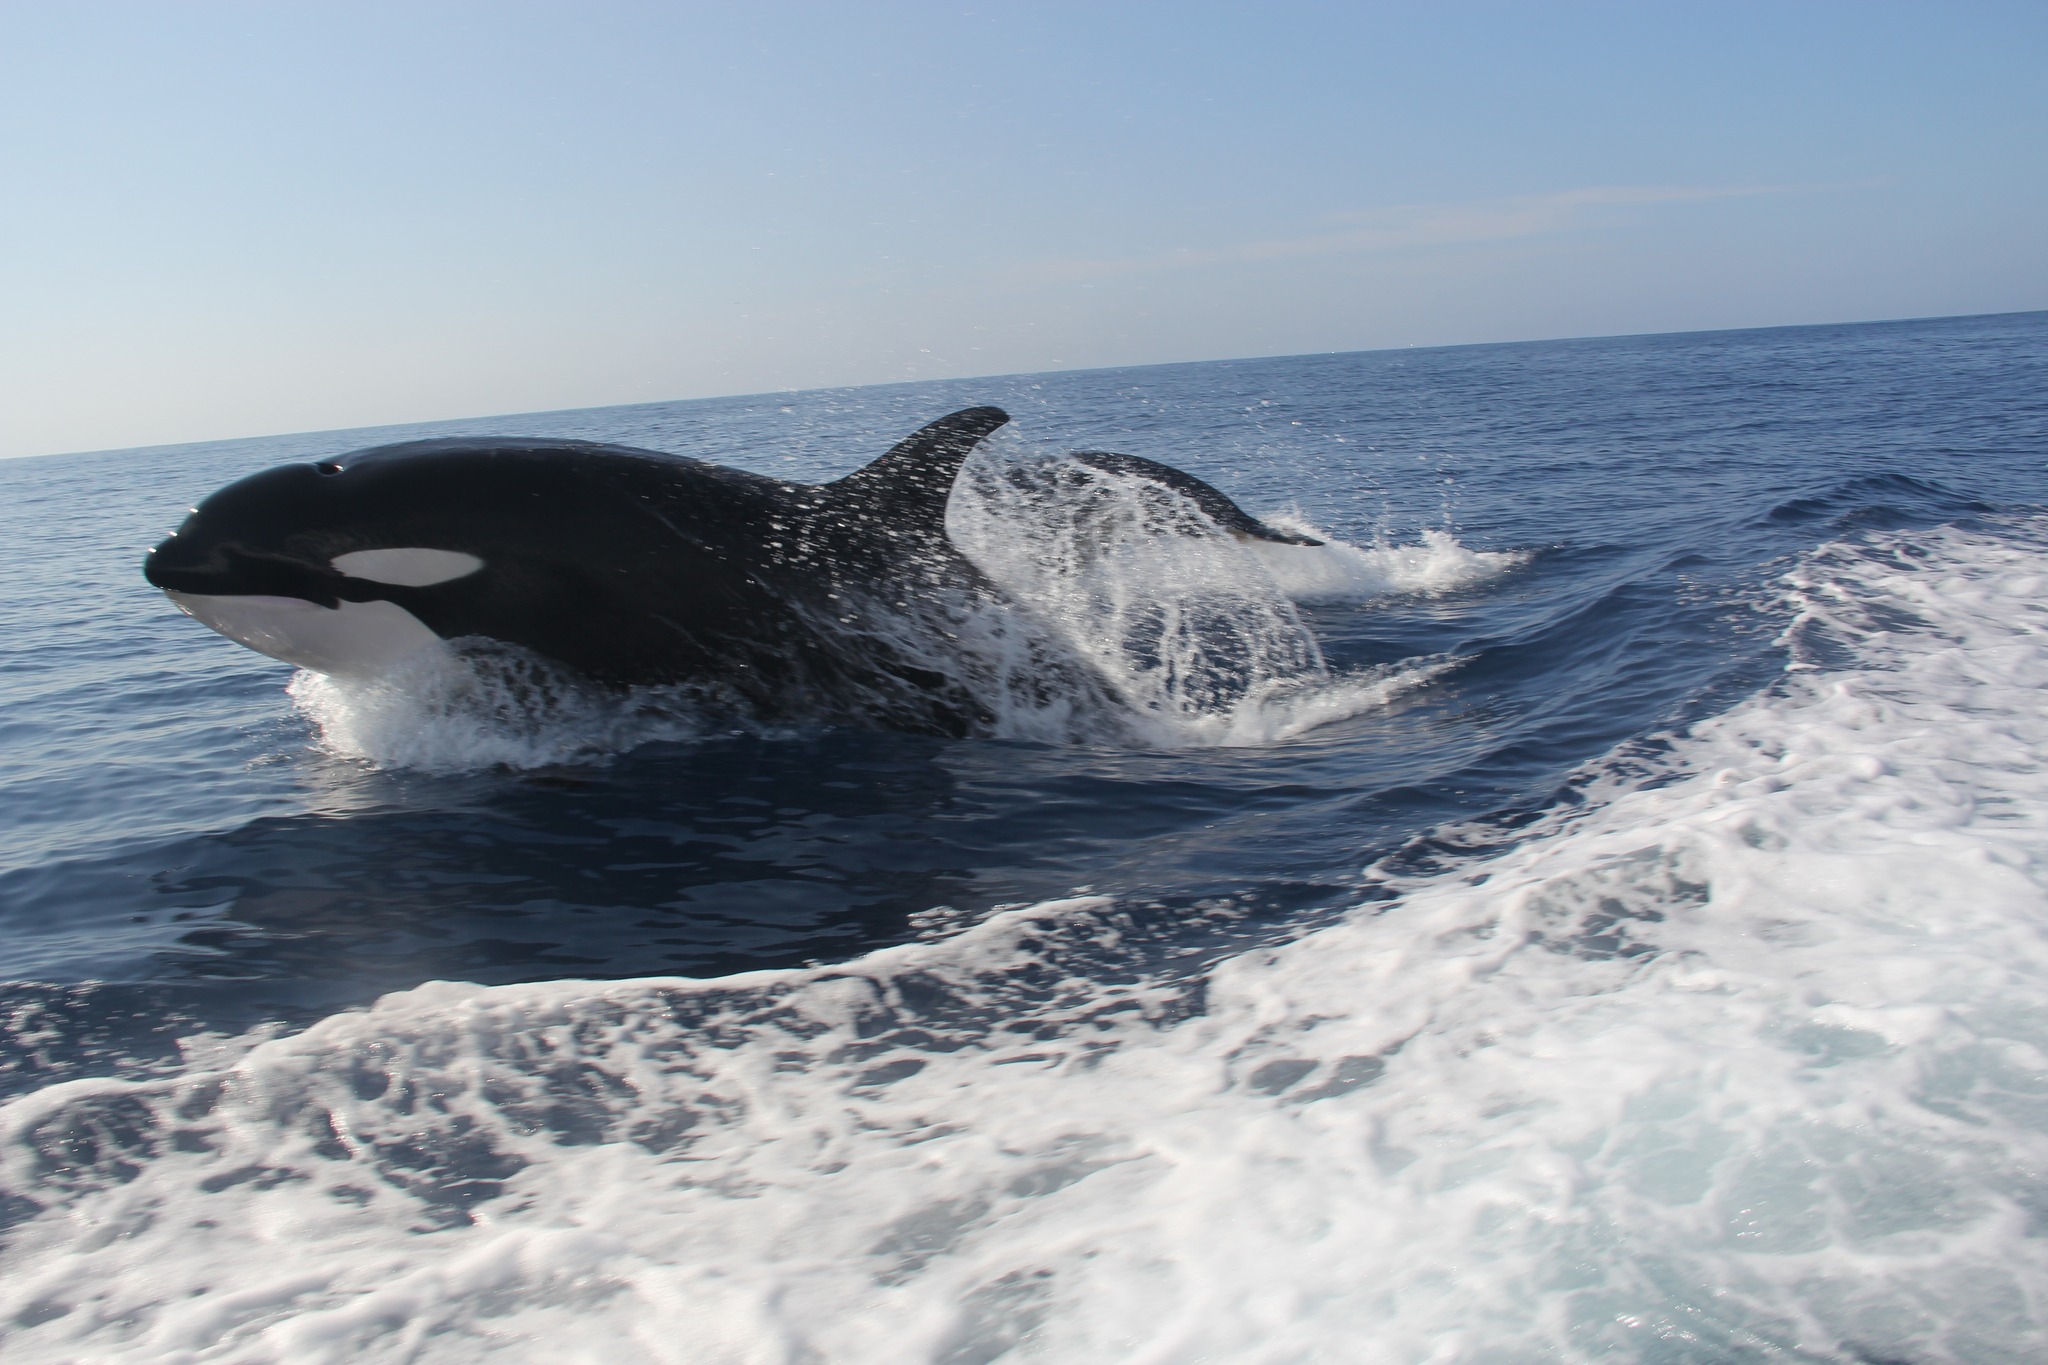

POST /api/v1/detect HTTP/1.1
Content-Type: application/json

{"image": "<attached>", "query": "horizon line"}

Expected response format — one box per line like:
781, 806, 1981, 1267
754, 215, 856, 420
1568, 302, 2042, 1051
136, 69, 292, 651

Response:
12, 305, 2044, 466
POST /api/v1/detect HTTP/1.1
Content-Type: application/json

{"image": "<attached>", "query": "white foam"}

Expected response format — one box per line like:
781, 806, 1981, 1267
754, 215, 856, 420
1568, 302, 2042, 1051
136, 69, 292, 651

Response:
10, 518, 2048, 1359
1253, 521, 1530, 601
946, 452, 1481, 747
287, 642, 706, 772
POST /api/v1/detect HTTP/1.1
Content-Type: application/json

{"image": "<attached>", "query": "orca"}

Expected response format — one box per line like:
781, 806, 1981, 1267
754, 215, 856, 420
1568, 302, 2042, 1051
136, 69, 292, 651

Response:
143, 407, 1317, 737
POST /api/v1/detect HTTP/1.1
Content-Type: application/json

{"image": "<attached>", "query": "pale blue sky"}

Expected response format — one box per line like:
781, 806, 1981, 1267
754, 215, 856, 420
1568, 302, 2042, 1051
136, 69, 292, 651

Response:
3, 1, 2043, 459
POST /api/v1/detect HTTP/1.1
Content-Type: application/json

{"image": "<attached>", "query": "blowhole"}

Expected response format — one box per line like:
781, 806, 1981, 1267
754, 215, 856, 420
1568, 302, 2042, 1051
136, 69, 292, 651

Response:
315, 461, 344, 476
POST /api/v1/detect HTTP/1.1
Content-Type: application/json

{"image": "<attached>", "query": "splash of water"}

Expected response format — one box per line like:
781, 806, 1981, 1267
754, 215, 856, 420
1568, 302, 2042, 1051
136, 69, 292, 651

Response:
948, 448, 1480, 746
287, 642, 710, 772
1253, 520, 1531, 601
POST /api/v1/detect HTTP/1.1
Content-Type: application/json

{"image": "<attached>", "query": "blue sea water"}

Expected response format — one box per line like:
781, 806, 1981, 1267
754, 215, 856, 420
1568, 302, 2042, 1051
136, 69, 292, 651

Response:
2, 312, 2046, 1361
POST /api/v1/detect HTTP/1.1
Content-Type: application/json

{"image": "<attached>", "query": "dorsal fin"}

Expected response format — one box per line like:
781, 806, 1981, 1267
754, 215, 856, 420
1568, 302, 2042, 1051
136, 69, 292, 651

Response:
827, 406, 1009, 533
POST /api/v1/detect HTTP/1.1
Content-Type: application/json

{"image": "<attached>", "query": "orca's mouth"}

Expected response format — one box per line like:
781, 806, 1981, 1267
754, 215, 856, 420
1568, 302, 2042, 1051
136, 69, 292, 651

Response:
144, 542, 355, 608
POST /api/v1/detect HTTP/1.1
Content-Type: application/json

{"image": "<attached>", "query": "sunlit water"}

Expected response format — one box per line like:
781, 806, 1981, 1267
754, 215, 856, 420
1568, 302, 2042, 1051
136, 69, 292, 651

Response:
2, 313, 2045, 1362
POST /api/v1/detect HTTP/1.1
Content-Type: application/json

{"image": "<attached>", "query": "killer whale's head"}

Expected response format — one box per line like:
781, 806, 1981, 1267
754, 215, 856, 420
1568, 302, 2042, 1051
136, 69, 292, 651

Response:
143, 455, 498, 675
142, 411, 1028, 696
142, 429, 855, 688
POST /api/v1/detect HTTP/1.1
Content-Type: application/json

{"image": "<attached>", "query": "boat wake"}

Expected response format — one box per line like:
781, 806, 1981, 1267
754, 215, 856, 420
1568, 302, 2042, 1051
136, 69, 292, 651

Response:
7, 519, 2045, 1361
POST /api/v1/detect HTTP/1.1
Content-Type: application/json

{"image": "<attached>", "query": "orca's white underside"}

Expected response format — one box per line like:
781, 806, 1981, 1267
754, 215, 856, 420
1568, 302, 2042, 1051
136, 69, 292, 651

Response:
166, 591, 441, 676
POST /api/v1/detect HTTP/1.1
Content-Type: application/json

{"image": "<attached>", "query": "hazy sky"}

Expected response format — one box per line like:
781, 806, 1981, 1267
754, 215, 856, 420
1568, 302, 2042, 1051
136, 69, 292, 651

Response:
3, 1, 2043, 459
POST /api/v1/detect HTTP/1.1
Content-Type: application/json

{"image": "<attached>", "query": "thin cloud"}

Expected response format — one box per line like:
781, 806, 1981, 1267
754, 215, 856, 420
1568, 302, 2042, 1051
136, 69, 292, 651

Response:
1026, 182, 1873, 284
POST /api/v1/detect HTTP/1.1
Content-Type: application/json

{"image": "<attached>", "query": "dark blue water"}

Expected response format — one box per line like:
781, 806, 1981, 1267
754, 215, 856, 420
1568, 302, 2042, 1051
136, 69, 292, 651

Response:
2, 312, 2043, 1085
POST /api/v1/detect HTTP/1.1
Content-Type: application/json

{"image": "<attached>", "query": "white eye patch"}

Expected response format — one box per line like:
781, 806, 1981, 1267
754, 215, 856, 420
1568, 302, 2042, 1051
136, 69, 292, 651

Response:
331, 547, 485, 587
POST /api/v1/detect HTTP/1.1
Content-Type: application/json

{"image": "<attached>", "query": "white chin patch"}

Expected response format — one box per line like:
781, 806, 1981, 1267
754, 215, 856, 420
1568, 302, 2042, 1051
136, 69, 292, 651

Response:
165, 591, 442, 676
331, 547, 484, 587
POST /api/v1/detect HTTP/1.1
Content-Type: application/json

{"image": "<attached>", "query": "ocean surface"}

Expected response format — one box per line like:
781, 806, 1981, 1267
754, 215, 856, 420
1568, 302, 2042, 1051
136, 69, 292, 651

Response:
3, 311, 2046, 1362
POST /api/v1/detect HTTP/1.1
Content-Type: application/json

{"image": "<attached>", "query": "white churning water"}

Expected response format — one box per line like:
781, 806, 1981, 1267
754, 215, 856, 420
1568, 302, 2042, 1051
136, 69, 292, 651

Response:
4, 519, 2046, 1362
